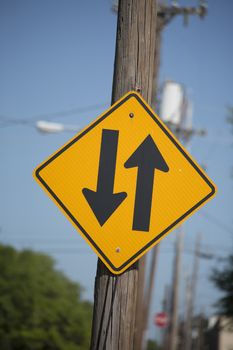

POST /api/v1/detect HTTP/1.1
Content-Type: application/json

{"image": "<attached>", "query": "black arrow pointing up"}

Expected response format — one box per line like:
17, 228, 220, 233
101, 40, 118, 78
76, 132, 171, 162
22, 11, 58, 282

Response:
125, 135, 169, 232
83, 129, 127, 226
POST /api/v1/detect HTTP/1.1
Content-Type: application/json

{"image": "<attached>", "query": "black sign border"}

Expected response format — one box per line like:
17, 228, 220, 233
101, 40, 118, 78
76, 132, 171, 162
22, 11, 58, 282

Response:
35, 92, 216, 273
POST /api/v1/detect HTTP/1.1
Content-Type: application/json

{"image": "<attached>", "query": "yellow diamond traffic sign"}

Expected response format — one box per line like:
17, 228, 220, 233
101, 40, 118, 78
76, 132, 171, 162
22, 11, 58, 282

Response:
33, 92, 217, 274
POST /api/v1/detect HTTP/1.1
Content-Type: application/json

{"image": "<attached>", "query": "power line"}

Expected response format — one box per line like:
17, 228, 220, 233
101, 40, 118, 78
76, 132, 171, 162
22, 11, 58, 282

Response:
30, 102, 108, 121
200, 210, 233, 236
0, 102, 108, 129
0, 240, 227, 262
0, 240, 230, 253
1, 236, 231, 254
0, 244, 92, 255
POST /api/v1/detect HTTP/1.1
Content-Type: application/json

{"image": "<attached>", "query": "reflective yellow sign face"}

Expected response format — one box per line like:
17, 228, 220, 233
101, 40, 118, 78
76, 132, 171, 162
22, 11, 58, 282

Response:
33, 92, 216, 274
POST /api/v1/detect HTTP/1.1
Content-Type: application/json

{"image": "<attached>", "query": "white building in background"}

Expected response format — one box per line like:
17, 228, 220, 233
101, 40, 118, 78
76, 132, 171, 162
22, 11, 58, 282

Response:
207, 316, 233, 350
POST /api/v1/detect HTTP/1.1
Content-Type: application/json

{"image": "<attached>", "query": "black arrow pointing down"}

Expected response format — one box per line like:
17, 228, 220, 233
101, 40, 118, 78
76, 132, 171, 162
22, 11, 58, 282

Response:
83, 129, 127, 226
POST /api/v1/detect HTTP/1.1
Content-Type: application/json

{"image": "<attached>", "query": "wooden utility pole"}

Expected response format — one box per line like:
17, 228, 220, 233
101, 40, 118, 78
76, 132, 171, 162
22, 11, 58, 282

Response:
134, 256, 147, 350
109, 3, 208, 350
90, 1, 158, 349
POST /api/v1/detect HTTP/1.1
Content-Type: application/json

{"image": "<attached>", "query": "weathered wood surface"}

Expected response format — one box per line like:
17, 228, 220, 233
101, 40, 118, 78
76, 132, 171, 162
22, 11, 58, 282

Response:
134, 256, 146, 350
112, 0, 157, 104
90, 260, 138, 350
90, 1, 158, 349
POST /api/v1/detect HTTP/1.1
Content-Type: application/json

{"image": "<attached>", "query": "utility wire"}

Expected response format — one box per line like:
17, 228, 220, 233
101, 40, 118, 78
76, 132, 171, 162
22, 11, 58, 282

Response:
0, 102, 108, 129
1, 241, 227, 259
200, 210, 233, 236
29, 102, 108, 121
1, 234, 229, 247
1, 235, 231, 253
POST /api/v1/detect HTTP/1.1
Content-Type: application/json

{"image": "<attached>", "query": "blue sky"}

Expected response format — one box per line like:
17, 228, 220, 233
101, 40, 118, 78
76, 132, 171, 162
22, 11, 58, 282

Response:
1, 0, 233, 342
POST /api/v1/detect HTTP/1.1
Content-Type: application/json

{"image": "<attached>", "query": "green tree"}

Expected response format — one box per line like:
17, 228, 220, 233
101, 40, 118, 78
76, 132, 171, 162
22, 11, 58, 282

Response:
0, 244, 92, 350
227, 107, 233, 178
227, 106, 233, 129
146, 339, 161, 350
211, 255, 233, 319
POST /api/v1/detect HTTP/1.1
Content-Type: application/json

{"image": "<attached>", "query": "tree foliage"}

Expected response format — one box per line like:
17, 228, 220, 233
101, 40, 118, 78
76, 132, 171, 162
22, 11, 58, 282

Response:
0, 244, 92, 350
227, 106, 233, 129
146, 339, 161, 350
211, 255, 233, 319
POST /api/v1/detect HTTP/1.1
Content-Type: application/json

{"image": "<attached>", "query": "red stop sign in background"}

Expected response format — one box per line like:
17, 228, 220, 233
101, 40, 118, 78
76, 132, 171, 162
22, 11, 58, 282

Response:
154, 312, 169, 328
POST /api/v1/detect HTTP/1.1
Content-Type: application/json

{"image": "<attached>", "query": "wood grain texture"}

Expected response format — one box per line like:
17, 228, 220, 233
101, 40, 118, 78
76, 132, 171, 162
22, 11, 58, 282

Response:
90, 260, 138, 350
112, 0, 157, 104
90, 1, 158, 349
134, 256, 146, 350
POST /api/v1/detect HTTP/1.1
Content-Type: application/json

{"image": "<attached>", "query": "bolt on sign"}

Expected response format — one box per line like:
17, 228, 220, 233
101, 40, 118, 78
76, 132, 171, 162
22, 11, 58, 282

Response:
33, 92, 217, 274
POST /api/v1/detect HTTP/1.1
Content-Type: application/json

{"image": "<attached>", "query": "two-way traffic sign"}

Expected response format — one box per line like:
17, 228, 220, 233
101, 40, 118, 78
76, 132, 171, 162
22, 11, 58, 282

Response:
34, 92, 216, 274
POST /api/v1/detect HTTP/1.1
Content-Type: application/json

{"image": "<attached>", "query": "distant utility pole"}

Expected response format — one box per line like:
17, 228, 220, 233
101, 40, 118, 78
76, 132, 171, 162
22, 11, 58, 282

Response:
152, 0, 207, 106
196, 313, 205, 350
90, 1, 158, 349
167, 226, 185, 350
163, 284, 171, 350
184, 234, 201, 350
140, 246, 159, 350
142, 2, 207, 349
134, 256, 147, 350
